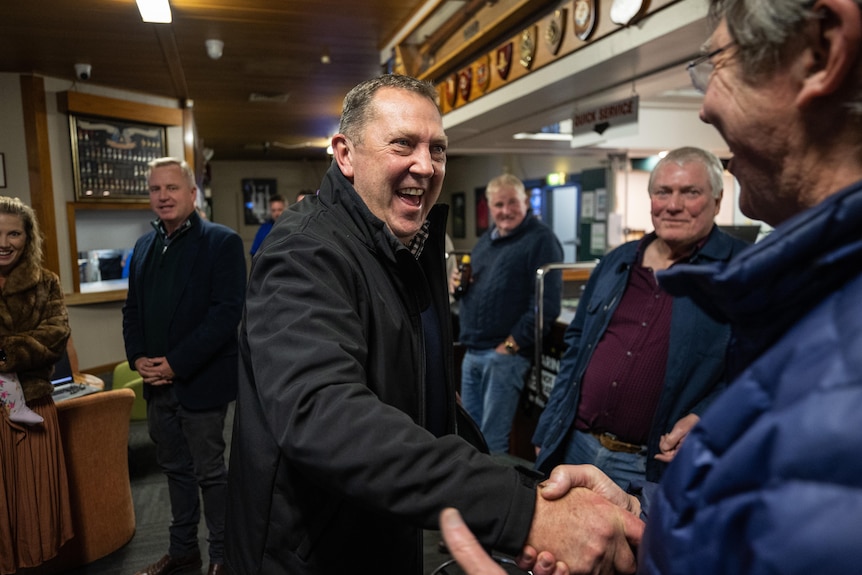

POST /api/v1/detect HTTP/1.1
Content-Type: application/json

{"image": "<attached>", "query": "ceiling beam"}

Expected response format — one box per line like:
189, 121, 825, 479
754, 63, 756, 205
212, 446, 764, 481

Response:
154, 24, 189, 99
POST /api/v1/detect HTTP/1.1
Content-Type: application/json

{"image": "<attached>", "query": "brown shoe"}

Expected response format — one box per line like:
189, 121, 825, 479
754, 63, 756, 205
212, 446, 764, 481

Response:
207, 564, 228, 575
134, 553, 202, 575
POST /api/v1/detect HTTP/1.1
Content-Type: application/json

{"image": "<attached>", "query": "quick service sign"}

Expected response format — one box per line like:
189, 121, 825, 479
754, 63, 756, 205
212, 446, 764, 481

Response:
572, 95, 639, 136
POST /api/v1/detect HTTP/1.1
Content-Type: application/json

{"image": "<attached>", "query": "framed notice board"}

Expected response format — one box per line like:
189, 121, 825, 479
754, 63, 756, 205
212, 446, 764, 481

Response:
242, 178, 278, 225
70, 114, 166, 201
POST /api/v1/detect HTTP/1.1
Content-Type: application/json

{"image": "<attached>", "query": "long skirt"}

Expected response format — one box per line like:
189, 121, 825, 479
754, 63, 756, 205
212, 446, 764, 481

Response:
0, 395, 73, 574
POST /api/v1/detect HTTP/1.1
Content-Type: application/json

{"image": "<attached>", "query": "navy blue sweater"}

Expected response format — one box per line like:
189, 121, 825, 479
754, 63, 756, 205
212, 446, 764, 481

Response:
458, 213, 563, 354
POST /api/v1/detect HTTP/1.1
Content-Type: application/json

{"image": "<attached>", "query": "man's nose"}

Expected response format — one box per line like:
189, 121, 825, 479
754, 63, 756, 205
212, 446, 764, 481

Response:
410, 146, 435, 178
666, 193, 683, 210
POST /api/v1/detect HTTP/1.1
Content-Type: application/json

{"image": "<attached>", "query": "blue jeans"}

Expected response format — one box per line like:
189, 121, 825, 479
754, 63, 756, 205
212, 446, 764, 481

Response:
461, 349, 531, 453
147, 385, 229, 563
562, 429, 646, 490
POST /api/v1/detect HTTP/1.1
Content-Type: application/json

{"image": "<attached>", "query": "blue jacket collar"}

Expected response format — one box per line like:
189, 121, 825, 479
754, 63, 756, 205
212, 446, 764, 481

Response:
660, 179, 862, 369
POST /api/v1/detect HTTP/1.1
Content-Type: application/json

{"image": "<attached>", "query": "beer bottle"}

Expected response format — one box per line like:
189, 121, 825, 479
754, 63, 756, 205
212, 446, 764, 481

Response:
453, 254, 472, 300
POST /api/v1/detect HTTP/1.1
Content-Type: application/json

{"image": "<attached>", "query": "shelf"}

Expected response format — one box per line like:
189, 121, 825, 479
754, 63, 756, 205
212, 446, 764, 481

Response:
64, 290, 127, 306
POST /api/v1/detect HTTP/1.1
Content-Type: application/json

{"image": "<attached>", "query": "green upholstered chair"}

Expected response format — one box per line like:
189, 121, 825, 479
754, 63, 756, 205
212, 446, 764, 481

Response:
112, 360, 137, 388
112, 361, 147, 421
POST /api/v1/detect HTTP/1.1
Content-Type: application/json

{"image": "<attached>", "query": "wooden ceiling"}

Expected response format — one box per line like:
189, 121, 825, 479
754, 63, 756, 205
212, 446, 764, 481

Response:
1, 0, 717, 165
0, 0, 432, 161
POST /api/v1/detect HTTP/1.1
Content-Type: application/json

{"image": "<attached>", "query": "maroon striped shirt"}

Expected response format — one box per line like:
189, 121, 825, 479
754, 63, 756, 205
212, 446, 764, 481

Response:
574, 244, 672, 445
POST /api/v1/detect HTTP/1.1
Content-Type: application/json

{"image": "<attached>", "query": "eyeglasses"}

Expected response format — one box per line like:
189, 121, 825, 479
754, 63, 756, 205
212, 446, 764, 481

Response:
686, 42, 735, 93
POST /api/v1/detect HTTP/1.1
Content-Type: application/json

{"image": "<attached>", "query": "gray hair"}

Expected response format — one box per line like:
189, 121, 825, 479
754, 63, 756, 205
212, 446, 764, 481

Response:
708, 0, 862, 116
485, 173, 527, 200
649, 147, 724, 199
0, 196, 42, 267
147, 157, 196, 188
338, 74, 438, 143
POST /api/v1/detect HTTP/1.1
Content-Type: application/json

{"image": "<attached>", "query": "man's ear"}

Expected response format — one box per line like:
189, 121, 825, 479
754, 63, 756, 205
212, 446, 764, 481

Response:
331, 134, 354, 179
797, 0, 862, 107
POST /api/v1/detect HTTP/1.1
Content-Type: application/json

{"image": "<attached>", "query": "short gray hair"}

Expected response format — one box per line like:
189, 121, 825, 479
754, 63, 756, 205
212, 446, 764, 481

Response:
485, 173, 527, 200
338, 74, 438, 144
709, 0, 862, 116
148, 157, 196, 188
649, 147, 724, 199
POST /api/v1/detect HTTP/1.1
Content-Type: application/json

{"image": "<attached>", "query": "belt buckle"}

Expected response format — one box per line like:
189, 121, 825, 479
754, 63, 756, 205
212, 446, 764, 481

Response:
595, 432, 641, 454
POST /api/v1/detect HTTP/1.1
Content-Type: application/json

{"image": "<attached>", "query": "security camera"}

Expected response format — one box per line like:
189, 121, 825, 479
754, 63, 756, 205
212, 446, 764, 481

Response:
74, 63, 92, 81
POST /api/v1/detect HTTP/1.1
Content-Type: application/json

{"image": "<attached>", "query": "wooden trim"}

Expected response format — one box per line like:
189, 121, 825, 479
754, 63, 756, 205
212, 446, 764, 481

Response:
58, 91, 183, 126
154, 25, 189, 99
68, 201, 154, 212
20, 75, 60, 276
66, 203, 81, 293
419, 0, 490, 58
64, 290, 128, 306
562, 268, 592, 282
415, 0, 541, 81
432, 0, 680, 114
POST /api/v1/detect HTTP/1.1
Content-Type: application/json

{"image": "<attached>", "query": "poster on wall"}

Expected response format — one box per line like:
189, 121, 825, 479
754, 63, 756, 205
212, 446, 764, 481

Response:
475, 187, 489, 236
70, 114, 167, 201
452, 192, 466, 238
594, 188, 607, 221
242, 179, 277, 225
591, 222, 607, 255
581, 191, 596, 221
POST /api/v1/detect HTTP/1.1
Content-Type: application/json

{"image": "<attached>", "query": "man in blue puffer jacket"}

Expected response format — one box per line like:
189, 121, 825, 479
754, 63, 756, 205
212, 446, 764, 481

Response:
438, 0, 862, 573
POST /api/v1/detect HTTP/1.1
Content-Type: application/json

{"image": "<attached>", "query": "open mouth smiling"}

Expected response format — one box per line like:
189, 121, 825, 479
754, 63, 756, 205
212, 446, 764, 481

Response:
397, 188, 424, 207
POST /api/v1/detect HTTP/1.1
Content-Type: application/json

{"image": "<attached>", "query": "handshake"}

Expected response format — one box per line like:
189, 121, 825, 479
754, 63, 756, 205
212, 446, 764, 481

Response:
440, 465, 645, 575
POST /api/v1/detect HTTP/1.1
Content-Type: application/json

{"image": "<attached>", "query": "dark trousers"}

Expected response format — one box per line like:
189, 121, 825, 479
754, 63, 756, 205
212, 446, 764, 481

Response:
147, 385, 229, 563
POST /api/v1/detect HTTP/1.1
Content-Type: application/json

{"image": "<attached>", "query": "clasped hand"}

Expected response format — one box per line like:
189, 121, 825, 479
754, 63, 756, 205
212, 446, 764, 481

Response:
441, 464, 644, 575
134, 356, 175, 386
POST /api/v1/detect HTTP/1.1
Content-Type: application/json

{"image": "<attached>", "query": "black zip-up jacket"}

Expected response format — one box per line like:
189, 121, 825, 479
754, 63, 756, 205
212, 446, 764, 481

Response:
226, 163, 538, 575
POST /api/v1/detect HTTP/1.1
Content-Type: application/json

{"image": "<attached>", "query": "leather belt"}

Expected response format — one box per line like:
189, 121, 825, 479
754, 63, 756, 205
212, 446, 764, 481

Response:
590, 431, 644, 454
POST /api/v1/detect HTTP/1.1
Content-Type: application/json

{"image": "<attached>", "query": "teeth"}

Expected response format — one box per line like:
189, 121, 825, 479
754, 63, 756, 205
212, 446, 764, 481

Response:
400, 188, 423, 196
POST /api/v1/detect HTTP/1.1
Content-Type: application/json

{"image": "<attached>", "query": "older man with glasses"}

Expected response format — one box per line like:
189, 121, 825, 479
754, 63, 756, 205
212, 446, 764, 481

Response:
441, 0, 862, 573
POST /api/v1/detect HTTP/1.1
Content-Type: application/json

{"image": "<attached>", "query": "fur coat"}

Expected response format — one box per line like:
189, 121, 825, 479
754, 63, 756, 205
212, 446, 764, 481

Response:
0, 259, 70, 402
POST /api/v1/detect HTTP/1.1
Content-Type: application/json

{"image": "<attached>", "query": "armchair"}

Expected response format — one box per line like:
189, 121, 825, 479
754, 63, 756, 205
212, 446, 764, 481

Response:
37, 388, 136, 573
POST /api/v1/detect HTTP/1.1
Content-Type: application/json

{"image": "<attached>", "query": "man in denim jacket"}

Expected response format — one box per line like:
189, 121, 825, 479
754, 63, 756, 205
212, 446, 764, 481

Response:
533, 147, 749, 488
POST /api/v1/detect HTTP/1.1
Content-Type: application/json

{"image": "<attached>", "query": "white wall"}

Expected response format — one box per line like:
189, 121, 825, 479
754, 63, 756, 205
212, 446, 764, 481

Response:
613, 166, 772, 245
0, 74, 31, 204
442, 153, 601, 251
207, 158, 330, 268
614, 169, 737, 239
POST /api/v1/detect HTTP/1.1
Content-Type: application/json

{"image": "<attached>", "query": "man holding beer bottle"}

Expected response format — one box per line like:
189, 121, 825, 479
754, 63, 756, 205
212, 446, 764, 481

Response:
452, 173, 563, 453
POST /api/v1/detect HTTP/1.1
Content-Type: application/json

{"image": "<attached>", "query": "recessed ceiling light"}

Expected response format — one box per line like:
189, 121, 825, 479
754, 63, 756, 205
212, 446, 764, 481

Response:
136, 0, 172, 23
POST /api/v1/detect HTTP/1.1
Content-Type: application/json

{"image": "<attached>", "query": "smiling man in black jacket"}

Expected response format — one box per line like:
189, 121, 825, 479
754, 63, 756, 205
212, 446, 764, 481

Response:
225, 74, 642, 575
